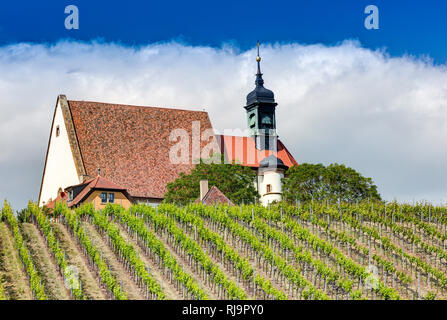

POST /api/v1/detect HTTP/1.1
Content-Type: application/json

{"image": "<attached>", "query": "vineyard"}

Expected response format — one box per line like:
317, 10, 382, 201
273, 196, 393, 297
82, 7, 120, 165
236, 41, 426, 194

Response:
0, 199, 446, 300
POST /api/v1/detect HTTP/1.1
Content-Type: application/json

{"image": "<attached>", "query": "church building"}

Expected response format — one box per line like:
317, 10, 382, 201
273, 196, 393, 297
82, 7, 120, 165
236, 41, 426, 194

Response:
38, 44, 298, 208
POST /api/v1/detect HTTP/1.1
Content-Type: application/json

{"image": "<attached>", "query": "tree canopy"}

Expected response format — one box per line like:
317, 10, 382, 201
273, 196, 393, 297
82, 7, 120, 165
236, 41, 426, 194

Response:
282, 163, 381, 203
163, 156, 259, 205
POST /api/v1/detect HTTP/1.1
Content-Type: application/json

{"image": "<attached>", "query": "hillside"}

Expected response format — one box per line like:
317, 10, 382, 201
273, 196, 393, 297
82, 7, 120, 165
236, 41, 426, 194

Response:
0, 200, 445, 300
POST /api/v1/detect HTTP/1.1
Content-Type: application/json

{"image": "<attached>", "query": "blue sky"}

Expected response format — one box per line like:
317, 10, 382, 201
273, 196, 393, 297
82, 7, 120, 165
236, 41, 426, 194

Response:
0, 0, 446, 62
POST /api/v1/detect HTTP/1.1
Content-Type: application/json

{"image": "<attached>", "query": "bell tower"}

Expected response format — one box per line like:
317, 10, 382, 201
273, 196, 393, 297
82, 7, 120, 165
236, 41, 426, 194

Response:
244, 41, 278, 151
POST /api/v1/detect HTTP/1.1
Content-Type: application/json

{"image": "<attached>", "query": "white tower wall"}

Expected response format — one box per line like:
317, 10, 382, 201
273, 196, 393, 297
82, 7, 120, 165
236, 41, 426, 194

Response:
258, 169, 284, 206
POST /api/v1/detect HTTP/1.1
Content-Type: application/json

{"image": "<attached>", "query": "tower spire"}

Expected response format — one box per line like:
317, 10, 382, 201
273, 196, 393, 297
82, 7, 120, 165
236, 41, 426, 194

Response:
244, 40, 278, 151
255, 40, 264, 87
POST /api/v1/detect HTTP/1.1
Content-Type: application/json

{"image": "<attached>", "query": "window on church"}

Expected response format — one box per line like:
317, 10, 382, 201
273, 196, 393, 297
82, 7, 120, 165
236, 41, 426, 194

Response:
266, 184, 272, 193
101, 192, 107, 203
56, 125, 60, 137
108, 193, 115, 203
249, 113, 256, 128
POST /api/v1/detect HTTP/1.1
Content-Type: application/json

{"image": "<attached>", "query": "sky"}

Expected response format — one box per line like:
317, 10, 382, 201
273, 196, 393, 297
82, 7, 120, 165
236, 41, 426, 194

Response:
1, 0, 447, 209
2, 1, 447, 62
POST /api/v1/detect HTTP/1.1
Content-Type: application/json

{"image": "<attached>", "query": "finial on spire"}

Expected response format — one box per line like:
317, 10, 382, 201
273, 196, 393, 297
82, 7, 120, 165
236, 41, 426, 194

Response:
256, 40, 261, 74
255, 40, 264, 87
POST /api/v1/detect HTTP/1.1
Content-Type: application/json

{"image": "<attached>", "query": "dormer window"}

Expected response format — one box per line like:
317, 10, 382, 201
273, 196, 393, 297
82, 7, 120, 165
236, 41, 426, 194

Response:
56, 125, 60, 137
68, 190, 73, 202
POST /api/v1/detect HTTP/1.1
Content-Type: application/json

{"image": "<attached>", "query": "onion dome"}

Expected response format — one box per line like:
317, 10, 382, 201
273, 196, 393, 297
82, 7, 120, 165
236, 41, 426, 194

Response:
259, 154, 288, 170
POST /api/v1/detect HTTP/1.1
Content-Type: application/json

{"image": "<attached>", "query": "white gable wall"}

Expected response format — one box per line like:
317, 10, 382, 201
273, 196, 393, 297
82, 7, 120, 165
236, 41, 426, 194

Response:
39, 100, 80, 206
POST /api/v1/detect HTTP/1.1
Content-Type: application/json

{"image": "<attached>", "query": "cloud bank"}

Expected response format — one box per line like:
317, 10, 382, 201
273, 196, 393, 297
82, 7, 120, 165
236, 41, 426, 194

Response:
1, 39, 447, 209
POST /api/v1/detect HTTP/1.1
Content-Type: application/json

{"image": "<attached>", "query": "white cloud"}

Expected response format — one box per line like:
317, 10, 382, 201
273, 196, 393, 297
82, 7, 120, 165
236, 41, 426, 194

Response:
1, 39, 447, 209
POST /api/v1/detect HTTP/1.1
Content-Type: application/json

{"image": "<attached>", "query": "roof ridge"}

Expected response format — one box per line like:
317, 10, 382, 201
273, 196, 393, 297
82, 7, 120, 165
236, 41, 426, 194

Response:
217, 134, 249, 138
217, 134, 287, 144
198, 184, 234, 206
202, 186, 214, 202
203, 185, 223, 202
91, 176, 100, 188
68, 100, 208, 114
201, 186, 212, 202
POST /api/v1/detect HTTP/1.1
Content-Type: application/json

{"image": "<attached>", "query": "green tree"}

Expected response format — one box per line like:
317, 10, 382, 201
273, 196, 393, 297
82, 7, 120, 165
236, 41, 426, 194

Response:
164, 155, 259, 205
280, 163, 326, 202
282, 163, 381, 203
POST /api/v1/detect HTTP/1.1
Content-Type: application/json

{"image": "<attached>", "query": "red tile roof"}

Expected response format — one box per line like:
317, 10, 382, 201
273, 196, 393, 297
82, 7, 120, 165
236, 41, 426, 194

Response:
80, 175, 126, 190
216, 135, 298, 168
195, 185, 234, 206
67, 175, 127, 207
45, 191, 68, 210
67, 100, 216, 200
